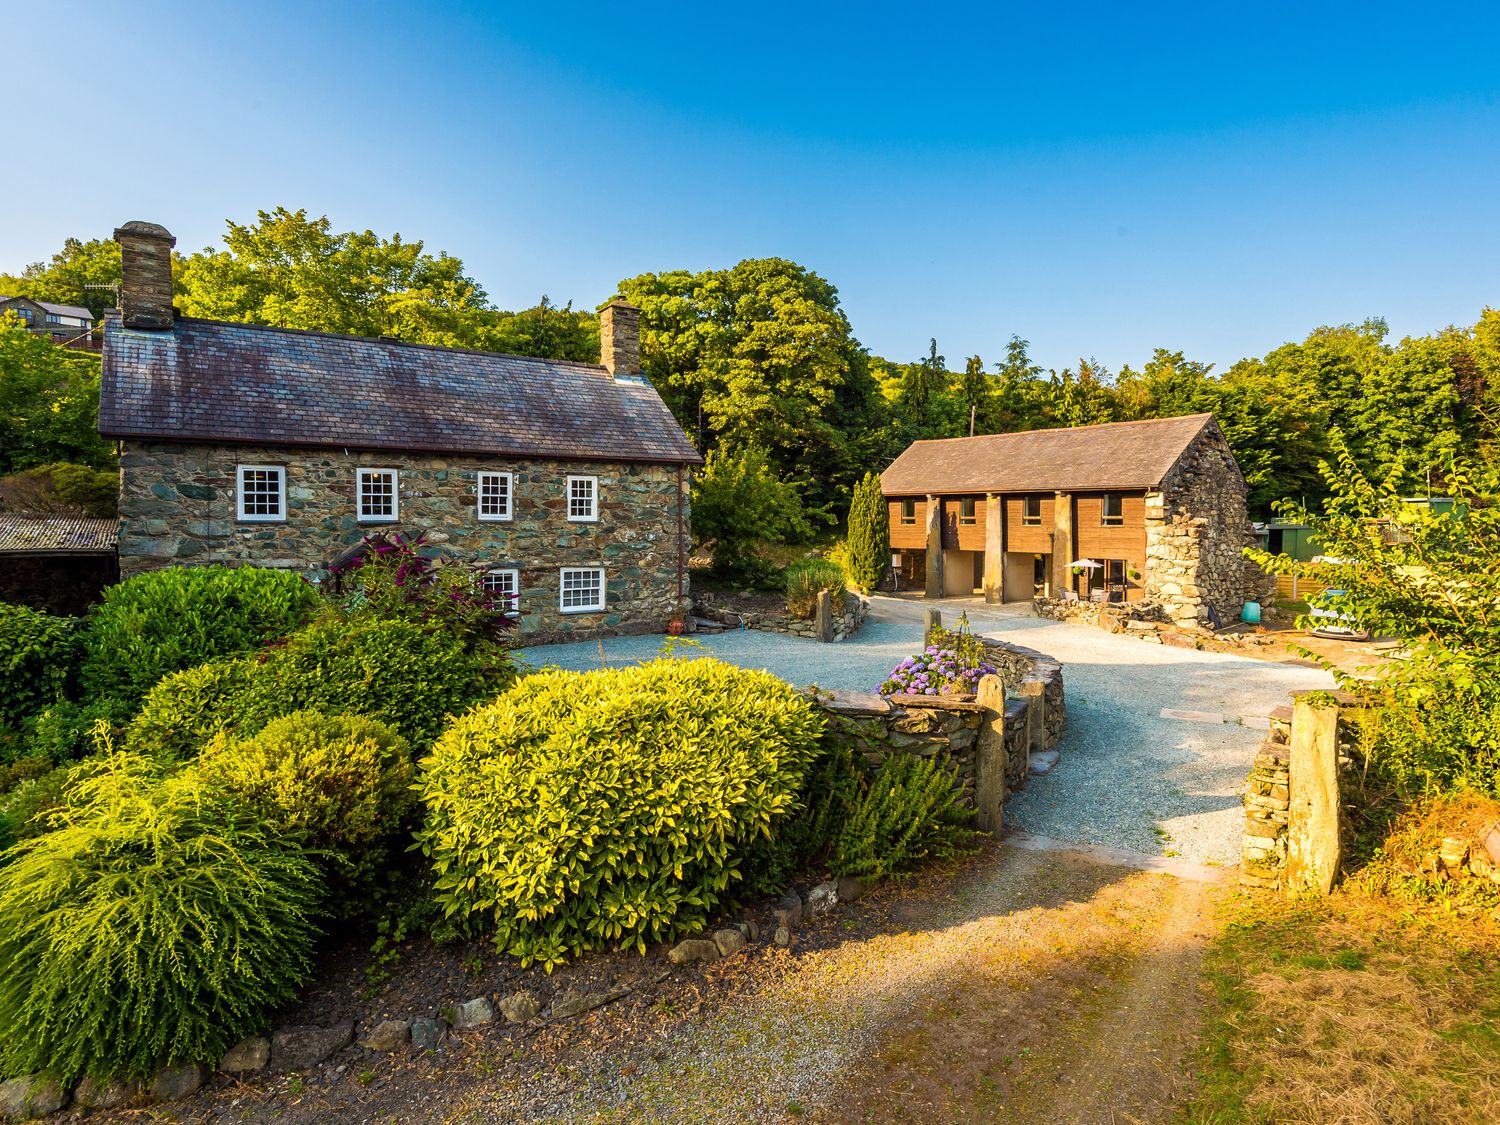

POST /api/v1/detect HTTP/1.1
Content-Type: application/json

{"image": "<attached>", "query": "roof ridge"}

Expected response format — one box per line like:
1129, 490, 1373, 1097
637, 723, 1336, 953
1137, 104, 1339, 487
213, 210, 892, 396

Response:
168, 314, 607, 371
907, 413, 1212, 447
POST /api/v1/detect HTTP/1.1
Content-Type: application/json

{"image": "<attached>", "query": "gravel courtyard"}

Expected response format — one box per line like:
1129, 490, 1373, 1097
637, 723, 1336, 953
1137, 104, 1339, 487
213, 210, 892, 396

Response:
521, 596, 1332, 866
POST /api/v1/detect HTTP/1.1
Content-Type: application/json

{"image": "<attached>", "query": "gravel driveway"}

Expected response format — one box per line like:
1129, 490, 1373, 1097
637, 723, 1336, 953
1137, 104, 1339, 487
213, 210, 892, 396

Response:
520, 597, 1332, 866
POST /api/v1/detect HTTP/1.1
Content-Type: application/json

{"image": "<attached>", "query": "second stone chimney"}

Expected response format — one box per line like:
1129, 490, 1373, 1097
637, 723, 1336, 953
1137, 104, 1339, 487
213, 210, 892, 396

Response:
113, 221, 177, 330
598, 300, 642, 379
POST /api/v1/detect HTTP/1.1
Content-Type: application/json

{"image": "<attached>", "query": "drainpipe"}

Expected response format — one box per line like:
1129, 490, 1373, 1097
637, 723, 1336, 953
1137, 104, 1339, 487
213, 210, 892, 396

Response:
676, 463, 687, 614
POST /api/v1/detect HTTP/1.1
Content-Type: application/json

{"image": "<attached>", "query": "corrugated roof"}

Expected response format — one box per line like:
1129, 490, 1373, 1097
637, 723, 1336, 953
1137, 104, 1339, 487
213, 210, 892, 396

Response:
881, 414, 1215, 495
0, 515, 118, 554
0, 295, 94, 320
99, 314, 703, 465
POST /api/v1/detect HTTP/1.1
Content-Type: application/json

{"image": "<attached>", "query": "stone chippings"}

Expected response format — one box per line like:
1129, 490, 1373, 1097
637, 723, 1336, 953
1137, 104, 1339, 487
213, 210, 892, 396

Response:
116, 445, 692, 644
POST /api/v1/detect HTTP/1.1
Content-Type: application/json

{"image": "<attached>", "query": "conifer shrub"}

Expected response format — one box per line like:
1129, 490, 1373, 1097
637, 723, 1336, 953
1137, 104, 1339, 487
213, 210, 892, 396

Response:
827, 752, 980, 879
418, 658, 824, 968
79, 565, 319, 713
784, 559, 847, 619
197, 711, 415, 910
0, 603, 78, 731
845, 470, 890, 593
0, 751, 320, 1082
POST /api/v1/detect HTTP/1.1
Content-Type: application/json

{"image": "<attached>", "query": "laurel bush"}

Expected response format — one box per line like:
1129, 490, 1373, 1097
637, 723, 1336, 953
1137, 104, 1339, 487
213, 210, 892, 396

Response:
79, 565, 318, 713
0, 750, 320, 1082
418, 658, 824, 968
198, 711, 415, 911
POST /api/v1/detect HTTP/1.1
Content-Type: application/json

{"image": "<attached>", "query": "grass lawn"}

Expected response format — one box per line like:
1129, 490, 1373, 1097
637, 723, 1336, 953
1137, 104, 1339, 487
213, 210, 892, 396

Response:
1184, 886, 1500, 1123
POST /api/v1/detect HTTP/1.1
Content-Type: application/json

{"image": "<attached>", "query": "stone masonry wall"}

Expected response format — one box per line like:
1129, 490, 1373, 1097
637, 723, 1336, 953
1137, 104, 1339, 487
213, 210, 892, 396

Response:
693, 591, 871, 643
1145, 420, 1271, 628
117, 442, 691, 643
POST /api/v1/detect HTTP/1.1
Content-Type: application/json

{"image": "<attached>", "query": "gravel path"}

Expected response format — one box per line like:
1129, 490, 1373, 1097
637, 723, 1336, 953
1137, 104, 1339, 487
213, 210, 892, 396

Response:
521, 597, 1332, 866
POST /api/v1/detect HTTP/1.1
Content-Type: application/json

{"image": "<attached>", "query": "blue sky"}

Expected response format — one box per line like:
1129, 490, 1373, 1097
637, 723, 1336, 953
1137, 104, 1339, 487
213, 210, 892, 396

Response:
5, 1, 1499, 374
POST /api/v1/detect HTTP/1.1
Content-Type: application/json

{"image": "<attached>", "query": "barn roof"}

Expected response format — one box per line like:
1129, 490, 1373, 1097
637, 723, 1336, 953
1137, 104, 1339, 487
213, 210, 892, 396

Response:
0, 515, 118, 555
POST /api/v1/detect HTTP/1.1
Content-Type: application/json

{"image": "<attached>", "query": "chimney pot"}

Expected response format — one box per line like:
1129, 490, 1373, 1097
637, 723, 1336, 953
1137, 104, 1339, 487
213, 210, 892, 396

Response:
114, 221, 176, 330
598, 300, 642, 378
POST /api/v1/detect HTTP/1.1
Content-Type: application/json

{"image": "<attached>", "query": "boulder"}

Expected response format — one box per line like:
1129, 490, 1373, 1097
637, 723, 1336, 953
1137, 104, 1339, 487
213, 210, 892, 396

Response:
72, 1077, 141, 1110
0, 1076, 69, 1119
270, 1021, 355, 1072
149, 1062, 207, 1102
835, 876, 866, 904
668, 938, 720, 964
499, 990, 543, 1024
773, 926, 792, 947
452, 997, 495, 1030
806, 882, 839, 916
773, 888, 803, 929
409, 1018, 448, 1052
358, 1020, 410, 1052
551, 986, 628, 1019
1482, 821, 1500, 866
713, 928, 747, 957
219, 1036, 271, 1074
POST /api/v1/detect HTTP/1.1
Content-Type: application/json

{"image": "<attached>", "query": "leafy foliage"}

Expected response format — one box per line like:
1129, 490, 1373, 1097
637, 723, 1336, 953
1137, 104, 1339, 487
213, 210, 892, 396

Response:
691, 445, 812, 585
417, 659, 825, 968
0, 766, 75, 852
1248, 438, 1500, 797
20, 699, 129, 765
830, 753, 979, 879
784, 559, 846, 619
0, 604, 77, 729
0, 752, 321, 1082
845, 471, 889, 593
79, 566, 319, 714
197, 711, 415, 913
0, 318, 112, 474
0, 462, 117, 516
124, 659, 256, 763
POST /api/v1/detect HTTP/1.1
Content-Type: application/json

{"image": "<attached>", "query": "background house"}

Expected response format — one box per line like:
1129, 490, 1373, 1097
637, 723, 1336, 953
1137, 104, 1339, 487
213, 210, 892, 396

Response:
99, 221, 702, 643
0, 294, 99, 349
881, 414, 1272, 628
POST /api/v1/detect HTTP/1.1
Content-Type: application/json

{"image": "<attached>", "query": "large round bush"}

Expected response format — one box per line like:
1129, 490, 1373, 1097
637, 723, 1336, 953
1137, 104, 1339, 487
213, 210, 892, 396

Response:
417, 658, 825, 968
79, 565, 319, 712
0, 603, 78, 730
0, 755, 320, 1082
124, 658, 256, 762
198, 710, 415, 907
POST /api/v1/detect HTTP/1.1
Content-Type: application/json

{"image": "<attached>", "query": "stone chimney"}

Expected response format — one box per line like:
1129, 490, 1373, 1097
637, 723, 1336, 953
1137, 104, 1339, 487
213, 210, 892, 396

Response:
598, 300, 642, 378
113, 221, 176, 330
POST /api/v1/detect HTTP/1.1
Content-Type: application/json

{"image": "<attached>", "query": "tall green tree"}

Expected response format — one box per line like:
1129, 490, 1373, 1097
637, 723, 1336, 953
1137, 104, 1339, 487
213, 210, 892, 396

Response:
959, 355, 989, 435
845, 471, 890, 593
0, 237, 123, 321
0, 317, 112, 473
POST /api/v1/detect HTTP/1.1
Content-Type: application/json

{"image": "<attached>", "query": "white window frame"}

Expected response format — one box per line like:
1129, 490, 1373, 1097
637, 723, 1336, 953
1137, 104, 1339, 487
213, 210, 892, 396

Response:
236, 465, 286, 523
566, 475, 598, 522
356, 467, 400, 523
480, 567, 521, 617
477, 471, 513, 522
559, 566, 606, 613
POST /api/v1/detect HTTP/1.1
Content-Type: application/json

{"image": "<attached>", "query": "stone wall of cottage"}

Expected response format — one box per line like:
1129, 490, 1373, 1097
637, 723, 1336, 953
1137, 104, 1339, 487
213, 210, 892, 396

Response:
116, 442, 691, 643
1144, 423, 1273, 628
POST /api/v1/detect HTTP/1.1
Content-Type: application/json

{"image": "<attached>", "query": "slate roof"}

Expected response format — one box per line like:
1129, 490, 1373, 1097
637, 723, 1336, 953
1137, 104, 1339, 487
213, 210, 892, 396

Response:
0, 515, 118, 554
99, 314, 702, 465
881, 414, 1215, 495
0, 295, 94, 321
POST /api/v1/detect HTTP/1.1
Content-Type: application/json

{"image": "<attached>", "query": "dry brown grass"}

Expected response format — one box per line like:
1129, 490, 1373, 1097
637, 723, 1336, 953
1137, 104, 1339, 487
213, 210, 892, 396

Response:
1189, 887, 1500, 1124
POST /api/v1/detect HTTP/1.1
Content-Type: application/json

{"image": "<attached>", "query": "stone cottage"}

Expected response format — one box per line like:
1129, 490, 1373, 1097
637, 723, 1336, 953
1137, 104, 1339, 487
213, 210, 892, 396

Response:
99, 221, 702, 642
881, 414, 1270, 628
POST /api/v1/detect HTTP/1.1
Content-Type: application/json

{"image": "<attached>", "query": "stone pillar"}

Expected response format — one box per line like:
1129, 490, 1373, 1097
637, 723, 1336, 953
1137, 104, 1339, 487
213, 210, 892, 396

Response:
113, 221, 176, 330
814, 589, 834, 643
598, 300, 642, 377
924, 608, 942, 645
973, 673, 1007, 833
982, 493, 1003, 603
1285, 696, 1341, 894
924, 495, 943, 598
1051, 491, 1074, 597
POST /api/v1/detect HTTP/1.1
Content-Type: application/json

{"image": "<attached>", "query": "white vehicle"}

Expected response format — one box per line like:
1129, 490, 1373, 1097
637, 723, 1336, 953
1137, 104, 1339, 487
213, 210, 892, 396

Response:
1308, 588, 1372, 642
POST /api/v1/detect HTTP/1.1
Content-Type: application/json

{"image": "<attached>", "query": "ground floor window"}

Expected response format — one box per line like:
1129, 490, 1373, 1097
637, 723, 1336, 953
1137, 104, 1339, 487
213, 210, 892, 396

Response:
559, 566, 606, 613
480, 568, 520, 616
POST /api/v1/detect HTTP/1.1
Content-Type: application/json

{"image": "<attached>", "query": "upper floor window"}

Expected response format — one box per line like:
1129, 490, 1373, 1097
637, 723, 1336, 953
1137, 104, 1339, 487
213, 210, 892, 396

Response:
236, 465, 285, 522
357, 468, 399, 522
1101, 493, 1124, 526
477, 471, 512, 521
899, 498, 917, 525
560, 566, 606, 612
958, 497, 977, 525
480, 568, 520, 616
1022, 495, 1043, 526
567, 475, 598, 521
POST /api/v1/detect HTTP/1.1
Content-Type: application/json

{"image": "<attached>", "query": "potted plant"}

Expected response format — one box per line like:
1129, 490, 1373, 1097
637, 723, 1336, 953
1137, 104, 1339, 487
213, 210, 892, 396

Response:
667, 619, 685, 636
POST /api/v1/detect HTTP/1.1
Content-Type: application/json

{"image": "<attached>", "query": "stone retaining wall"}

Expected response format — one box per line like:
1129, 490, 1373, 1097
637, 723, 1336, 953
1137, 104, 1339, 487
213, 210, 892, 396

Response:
694, 591, 870, 643
815, 633, 1066, 831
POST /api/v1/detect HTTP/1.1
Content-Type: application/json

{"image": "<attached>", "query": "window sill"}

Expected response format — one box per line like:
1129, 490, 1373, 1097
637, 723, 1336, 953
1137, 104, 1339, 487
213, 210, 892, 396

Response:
559, 605, 606, 615
477, 515, 514, 523
357, 517, 399, 525
236, 516, 286, 524
566, 515, 600, 524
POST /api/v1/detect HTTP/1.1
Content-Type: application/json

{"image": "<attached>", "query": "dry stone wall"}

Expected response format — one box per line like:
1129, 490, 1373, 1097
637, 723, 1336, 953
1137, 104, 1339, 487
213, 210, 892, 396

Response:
116, 442, 691, 644
693, 591, 870, 643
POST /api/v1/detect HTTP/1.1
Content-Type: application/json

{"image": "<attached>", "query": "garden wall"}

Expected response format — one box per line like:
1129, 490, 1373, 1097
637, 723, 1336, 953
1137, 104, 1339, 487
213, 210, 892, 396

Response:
694, 591, 870, 643
815, 633, 1065, 832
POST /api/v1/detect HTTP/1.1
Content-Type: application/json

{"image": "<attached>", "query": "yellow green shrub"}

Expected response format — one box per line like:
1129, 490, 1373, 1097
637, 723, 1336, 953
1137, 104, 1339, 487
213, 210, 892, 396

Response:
417, 658, 824, 968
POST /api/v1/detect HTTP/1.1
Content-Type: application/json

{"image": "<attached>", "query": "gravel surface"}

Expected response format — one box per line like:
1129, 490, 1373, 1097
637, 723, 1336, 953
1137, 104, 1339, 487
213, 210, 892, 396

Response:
521, 597, 1332, 866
